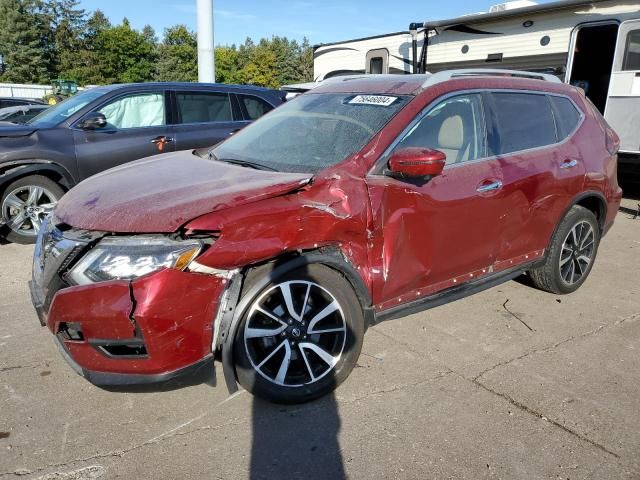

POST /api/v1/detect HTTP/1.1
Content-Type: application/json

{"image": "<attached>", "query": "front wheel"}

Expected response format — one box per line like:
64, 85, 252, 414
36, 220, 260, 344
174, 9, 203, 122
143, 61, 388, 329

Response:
1, 176, 64, 244
528, 205, 600, 294
234, 264, 365, 404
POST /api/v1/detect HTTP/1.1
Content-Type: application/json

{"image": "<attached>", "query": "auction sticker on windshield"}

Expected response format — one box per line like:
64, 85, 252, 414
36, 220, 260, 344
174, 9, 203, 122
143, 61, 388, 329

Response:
348, 95, 398, 107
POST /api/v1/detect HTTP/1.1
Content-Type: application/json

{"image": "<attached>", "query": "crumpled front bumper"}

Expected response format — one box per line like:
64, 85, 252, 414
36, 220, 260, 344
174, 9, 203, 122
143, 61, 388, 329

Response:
29, 224, 229, 388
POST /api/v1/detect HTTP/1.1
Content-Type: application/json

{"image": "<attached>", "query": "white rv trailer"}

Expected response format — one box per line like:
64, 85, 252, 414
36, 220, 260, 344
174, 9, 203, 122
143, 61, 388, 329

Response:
313, 0, 640, 163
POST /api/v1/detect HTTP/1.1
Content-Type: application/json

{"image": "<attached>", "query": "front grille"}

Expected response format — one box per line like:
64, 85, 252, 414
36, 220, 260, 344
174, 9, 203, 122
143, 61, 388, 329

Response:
34, 220, 105, 312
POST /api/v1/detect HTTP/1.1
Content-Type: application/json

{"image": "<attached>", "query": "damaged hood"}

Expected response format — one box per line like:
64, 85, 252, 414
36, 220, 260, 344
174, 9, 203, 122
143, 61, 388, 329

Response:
55, 151, 312, 233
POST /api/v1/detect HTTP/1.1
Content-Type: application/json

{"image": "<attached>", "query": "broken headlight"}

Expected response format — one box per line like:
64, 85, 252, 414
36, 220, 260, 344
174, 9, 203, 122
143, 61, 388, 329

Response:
67, 236, 202, 285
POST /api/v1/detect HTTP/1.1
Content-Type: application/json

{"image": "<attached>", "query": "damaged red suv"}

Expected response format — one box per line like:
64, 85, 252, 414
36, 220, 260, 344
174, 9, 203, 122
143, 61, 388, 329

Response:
30, 70, 622, 403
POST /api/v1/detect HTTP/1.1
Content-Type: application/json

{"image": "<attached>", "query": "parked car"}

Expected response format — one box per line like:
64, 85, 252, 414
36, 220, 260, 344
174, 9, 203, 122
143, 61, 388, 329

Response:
0, 97, 45, 109
30, 70, 622, 404
0, 104, 49, 124
0, 82, 286, 244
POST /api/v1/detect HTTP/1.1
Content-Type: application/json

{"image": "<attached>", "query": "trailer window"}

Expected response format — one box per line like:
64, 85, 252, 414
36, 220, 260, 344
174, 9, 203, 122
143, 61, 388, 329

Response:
489, 92, 556, 155
370, 57, 383, 74
623, 30, 640, 71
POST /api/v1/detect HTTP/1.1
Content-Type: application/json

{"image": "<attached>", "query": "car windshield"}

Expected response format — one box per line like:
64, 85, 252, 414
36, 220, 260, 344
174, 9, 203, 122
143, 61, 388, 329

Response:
211, 92, 409, 173
28, 89, 105, 127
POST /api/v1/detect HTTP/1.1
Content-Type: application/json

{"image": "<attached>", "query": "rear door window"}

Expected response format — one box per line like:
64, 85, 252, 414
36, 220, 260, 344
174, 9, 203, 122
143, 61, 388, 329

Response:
489, 92, 556, 155
238, 94, 273, 120
176, 91, 233, 123
549, 96, 582, 140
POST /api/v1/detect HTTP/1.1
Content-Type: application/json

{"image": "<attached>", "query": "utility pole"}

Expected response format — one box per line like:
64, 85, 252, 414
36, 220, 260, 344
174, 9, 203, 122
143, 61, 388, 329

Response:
196, 0, 215, 82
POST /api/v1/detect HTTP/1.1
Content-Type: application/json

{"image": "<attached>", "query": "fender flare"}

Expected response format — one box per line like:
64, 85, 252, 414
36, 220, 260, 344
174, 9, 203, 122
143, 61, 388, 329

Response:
0, 161, 75, 192
218, 249, 374, 393
541, 190, 608, 260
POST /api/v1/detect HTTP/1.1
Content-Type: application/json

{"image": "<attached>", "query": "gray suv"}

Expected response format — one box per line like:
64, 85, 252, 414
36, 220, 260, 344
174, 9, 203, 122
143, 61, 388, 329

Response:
0, 83, 286, 244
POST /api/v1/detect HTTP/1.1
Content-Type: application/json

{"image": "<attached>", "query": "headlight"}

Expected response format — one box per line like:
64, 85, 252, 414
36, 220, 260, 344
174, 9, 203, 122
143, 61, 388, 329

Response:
68, 236, 202, 285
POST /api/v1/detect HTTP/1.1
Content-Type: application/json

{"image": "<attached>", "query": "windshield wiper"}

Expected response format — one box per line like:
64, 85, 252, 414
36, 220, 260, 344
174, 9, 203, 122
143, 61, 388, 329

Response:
209, 151, 277, 171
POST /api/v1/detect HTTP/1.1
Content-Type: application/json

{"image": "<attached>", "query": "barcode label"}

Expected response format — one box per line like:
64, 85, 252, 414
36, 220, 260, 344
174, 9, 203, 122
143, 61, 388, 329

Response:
348, 95, 398, 107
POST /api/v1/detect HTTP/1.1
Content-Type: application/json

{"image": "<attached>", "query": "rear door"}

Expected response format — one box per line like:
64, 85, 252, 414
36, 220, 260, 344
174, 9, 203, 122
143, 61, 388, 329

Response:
605, 19, 640, 153
171, 90, 247, 151
73, 90, 173, 180
485, 91, 586, 266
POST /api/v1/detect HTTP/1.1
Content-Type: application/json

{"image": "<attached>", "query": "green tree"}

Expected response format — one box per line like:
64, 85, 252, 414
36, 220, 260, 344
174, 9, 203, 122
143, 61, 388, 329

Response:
60, 9, 110, 84
214, 46, 239, 84
155, 25, 197, 82
40, 0, 86, 77
96, 18, 157, 83
238, 40, 279, 88
0, 0, 49, 83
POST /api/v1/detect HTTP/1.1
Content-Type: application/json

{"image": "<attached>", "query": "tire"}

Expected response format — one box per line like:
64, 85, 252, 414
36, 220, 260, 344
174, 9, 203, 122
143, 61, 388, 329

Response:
528, 205, 600, 295
1, 175, 64, 244
234, 264, 365, 404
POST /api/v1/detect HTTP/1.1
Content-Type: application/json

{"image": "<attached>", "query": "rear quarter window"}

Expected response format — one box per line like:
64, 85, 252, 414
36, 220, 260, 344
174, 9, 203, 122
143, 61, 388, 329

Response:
489, 92, 557, 155
239, 94, 273, 120
549, 96, 582, 140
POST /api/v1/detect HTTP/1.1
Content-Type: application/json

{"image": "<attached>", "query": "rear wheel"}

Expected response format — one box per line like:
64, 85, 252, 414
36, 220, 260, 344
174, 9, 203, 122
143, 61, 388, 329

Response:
528, 205, 600, 294
1, 176, 63, 244
234, 264, 364, 404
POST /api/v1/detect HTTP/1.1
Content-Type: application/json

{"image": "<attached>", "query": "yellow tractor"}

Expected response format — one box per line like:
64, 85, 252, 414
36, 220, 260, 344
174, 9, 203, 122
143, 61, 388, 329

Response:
44, 79, 79, 105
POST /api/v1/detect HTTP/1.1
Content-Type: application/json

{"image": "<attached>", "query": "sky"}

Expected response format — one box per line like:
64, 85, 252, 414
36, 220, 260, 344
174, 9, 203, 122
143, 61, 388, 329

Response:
77, 0, 555, 46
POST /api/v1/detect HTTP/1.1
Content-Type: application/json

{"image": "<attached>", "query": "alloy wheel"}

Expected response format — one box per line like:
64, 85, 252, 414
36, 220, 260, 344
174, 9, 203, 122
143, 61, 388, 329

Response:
559, 220, 595, 285
244, 280, 347, 387
1, 185, 58, 238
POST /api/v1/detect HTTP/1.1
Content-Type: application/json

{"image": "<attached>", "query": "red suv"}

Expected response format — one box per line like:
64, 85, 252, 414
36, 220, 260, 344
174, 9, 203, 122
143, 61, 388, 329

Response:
29, 70, 623, 403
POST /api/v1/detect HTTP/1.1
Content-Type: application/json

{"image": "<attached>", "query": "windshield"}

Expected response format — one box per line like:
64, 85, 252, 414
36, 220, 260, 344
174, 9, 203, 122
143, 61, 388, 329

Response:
212, 92, 409, 173
28, 89, 105, 127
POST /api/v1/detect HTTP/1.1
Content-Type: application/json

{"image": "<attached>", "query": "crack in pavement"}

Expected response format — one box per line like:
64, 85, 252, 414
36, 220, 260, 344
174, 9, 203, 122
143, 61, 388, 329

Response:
469, 373, 622, 460
0, 364, 42, 374
474, 310, 640, 381
502, 298, 535, 332
370, 311, 640, 470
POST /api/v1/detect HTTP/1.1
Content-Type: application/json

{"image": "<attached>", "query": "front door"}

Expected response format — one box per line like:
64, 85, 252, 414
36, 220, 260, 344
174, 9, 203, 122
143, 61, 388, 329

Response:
74, 91, 174, 180
605, 20, 640, 154
367, 93, 507, 307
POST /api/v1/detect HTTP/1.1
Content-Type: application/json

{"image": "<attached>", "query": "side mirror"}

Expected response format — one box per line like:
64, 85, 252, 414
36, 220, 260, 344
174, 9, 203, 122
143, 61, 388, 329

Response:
78, 112, 107, 130
387, 147, 446, 180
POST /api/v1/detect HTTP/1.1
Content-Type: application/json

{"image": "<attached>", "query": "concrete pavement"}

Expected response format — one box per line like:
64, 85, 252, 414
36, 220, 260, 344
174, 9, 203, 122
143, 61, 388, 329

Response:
0, 206, 638, 479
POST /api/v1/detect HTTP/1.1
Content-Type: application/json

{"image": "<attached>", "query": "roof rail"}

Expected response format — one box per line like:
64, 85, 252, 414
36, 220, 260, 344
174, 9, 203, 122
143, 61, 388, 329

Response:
422, 69, 563, 88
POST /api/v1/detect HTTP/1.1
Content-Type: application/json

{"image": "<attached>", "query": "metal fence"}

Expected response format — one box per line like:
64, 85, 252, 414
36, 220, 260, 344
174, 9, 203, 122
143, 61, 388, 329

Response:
0, 83, 52, 99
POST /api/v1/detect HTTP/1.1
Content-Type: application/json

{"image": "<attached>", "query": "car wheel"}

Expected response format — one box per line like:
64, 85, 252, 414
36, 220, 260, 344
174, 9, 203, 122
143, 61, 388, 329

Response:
528, 205, 600, 294
1, 176, 64, 245
234, 264, 365, 404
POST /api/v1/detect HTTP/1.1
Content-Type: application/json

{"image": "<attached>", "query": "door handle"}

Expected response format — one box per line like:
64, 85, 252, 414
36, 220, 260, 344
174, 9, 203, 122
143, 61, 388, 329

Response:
228, 129, 241, 136
151, 136, 174, 152
476, 180, 503, 193
151, 136, 174, 144
560, 159, 579, 169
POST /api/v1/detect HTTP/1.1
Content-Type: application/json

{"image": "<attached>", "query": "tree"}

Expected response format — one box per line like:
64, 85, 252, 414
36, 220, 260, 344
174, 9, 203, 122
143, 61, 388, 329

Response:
60, 9, 110, 84
237, 40, 279, 88
95, 18, 157, 83
155, 25, 197, 82
0, 0, 49, 83
41, 0, 87, 77
214, 46, 239, 84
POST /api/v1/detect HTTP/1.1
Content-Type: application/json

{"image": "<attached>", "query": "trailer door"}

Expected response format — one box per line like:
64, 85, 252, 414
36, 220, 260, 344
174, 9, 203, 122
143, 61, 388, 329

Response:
605, 20, 640, 154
